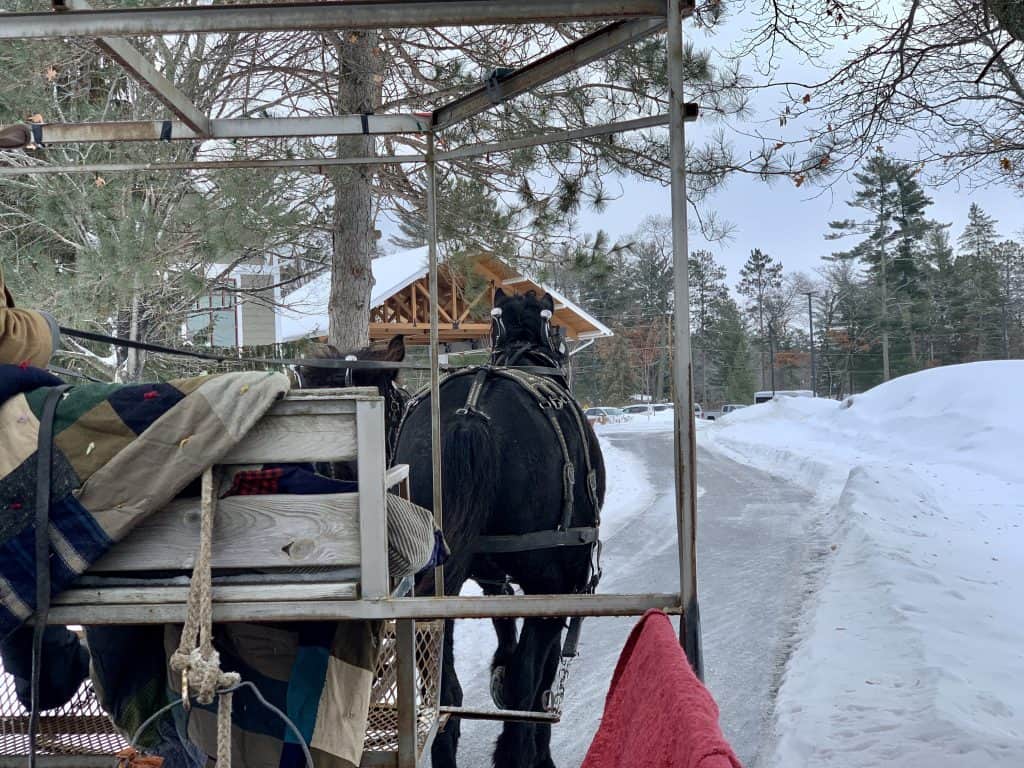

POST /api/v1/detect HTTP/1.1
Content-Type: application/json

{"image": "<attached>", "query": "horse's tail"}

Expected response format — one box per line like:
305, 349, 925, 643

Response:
442, 414, 497, 554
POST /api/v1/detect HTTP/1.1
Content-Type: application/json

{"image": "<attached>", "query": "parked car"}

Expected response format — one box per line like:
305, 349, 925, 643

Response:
694, 403, 704, 419
754, 389, 813, 404
584, 406, 627, 425
652, 403, 673, 412
622, 404, 654, 416
721, 404, 747, 415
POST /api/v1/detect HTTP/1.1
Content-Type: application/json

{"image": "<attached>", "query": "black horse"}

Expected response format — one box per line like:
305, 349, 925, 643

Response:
295, 334, 409, 470
395, 289, 606, 768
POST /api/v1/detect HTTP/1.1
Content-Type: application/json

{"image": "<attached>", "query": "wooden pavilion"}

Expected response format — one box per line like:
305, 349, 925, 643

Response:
279, 251, 612, 348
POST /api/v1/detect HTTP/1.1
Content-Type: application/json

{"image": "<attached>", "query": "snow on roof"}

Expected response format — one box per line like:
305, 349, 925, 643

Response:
278, 246, 612, 342
278, 248, 428, 342
535, 281, 613, 340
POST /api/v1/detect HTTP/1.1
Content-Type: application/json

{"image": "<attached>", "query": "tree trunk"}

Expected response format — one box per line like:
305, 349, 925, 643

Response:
125, 275, 147, 383
328, 31, 381, 352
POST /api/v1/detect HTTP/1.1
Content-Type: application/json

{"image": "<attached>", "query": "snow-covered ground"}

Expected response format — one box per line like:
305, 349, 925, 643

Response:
704, 361, 1024, 767
450, 419, 811, 767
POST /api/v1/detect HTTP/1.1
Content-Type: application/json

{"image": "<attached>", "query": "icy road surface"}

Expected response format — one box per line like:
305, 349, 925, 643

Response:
442, 429, 818, 767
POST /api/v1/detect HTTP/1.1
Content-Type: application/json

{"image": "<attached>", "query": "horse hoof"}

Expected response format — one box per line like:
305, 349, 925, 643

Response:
490, 665, 507, 709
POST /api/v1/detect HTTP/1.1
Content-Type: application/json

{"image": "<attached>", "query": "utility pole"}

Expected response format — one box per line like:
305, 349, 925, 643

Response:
768, 322, 776, 396
1003, 255, 1011, 360
880, 245, 891, 381
803, 291, 817, 396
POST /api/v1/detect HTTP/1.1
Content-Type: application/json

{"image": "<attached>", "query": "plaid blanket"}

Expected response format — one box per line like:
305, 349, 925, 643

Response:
0, 368, 289, 638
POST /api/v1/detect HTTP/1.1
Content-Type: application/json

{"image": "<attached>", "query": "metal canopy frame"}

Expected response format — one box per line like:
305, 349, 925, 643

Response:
2, 0, 702, 678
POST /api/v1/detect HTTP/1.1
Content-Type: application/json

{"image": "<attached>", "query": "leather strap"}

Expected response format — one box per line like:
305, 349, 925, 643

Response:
474, 526, 598, 554
30, 384, 70, 767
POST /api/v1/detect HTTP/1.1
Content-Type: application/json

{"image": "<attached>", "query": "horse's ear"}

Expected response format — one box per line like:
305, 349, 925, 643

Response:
540, 293, 555, 314
494, 287, 508, 306
385, 335, 406, 362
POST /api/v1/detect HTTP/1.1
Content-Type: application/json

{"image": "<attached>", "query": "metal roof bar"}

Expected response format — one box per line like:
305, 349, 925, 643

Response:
58, 0, 212, 136
2, 1, 666, 39
0, 154, 423, 177
0, 110, 696, 176
437, 108, 697, 161
432, 17, 670, 129
28, 114, 428, 144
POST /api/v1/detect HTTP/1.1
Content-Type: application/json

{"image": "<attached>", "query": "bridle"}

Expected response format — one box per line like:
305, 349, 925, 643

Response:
489, 306, 567, 376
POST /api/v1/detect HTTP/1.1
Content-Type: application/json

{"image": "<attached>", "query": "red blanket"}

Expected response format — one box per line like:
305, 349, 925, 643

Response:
581, 610, 743, 768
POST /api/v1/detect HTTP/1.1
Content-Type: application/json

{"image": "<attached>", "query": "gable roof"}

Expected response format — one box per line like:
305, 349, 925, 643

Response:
278, 249, 612, 343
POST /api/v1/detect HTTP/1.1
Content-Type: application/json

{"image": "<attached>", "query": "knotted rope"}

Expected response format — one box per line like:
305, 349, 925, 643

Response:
169, 467, 240, 766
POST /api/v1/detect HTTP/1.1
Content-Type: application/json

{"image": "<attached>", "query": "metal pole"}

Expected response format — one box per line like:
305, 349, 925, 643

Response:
1, 1, 668, 38
426, 133, 444, 598
666, 0, 703, 679
805, 291, 816, 397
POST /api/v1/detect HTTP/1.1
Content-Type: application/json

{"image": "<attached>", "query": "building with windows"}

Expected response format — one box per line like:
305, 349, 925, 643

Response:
184, 256, 282, 348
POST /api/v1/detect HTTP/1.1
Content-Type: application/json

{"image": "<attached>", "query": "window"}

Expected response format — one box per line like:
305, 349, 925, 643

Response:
186, 284, 238, 347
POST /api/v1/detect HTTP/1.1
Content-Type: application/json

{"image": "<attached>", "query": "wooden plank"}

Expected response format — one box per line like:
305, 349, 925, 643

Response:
49, 593, 684, 625
54, 582, 358, 606
220, 412, 357, 463
357, 400, 390, 598
386, 464, 409, 489
92, 493, 362, 572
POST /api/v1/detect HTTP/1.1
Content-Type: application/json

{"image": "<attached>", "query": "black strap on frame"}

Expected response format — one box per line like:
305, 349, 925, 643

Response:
29, 384, 71, 767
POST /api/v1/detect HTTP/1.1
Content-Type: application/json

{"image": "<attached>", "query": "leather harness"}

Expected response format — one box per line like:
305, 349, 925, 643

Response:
399, 358, 602, 664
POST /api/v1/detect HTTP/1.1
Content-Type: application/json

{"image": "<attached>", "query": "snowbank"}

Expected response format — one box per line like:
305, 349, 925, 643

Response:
704, 362, 1024, 767
595, 410, 712, 435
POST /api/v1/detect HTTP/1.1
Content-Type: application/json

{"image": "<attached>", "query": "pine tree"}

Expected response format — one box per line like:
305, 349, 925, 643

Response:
0, 33, 316, 381
736, 248, 783, 388
597, 332, 637, 404
828, 152, 937, 380
688, 250, 729, 404
711, 297, 755, 404
919, 228, 961, 363
955, 205, 1004, 359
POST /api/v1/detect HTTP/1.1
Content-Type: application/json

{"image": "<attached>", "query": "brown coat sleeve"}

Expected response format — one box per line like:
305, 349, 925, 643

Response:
0, 265, 55, 367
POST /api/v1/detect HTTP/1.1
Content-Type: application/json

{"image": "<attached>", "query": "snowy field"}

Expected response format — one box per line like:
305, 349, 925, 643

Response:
704, 361, 1024, 767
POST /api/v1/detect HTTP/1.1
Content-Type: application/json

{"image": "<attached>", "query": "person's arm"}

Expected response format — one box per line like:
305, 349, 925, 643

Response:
0, 266, 59, 367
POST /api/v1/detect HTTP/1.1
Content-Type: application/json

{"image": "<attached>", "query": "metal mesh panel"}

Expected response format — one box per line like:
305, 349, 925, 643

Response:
364, 620, 444, 756
0, 666, 127, 756
1, 620, 444, 760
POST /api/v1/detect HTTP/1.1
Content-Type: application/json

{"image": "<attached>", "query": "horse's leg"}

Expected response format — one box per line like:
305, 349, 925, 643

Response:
531, 633, 562, 768
431, 617, 463, 768
492, 618, 563, 768
479, 581, 519, 708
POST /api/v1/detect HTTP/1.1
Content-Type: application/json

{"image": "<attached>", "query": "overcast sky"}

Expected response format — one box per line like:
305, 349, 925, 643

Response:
381, 8, 1022, 292
574, 160, 1022, 290
571, 8, 1023, 290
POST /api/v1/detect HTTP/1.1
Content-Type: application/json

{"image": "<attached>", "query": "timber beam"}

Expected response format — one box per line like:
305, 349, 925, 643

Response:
3, 1, 669, 39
